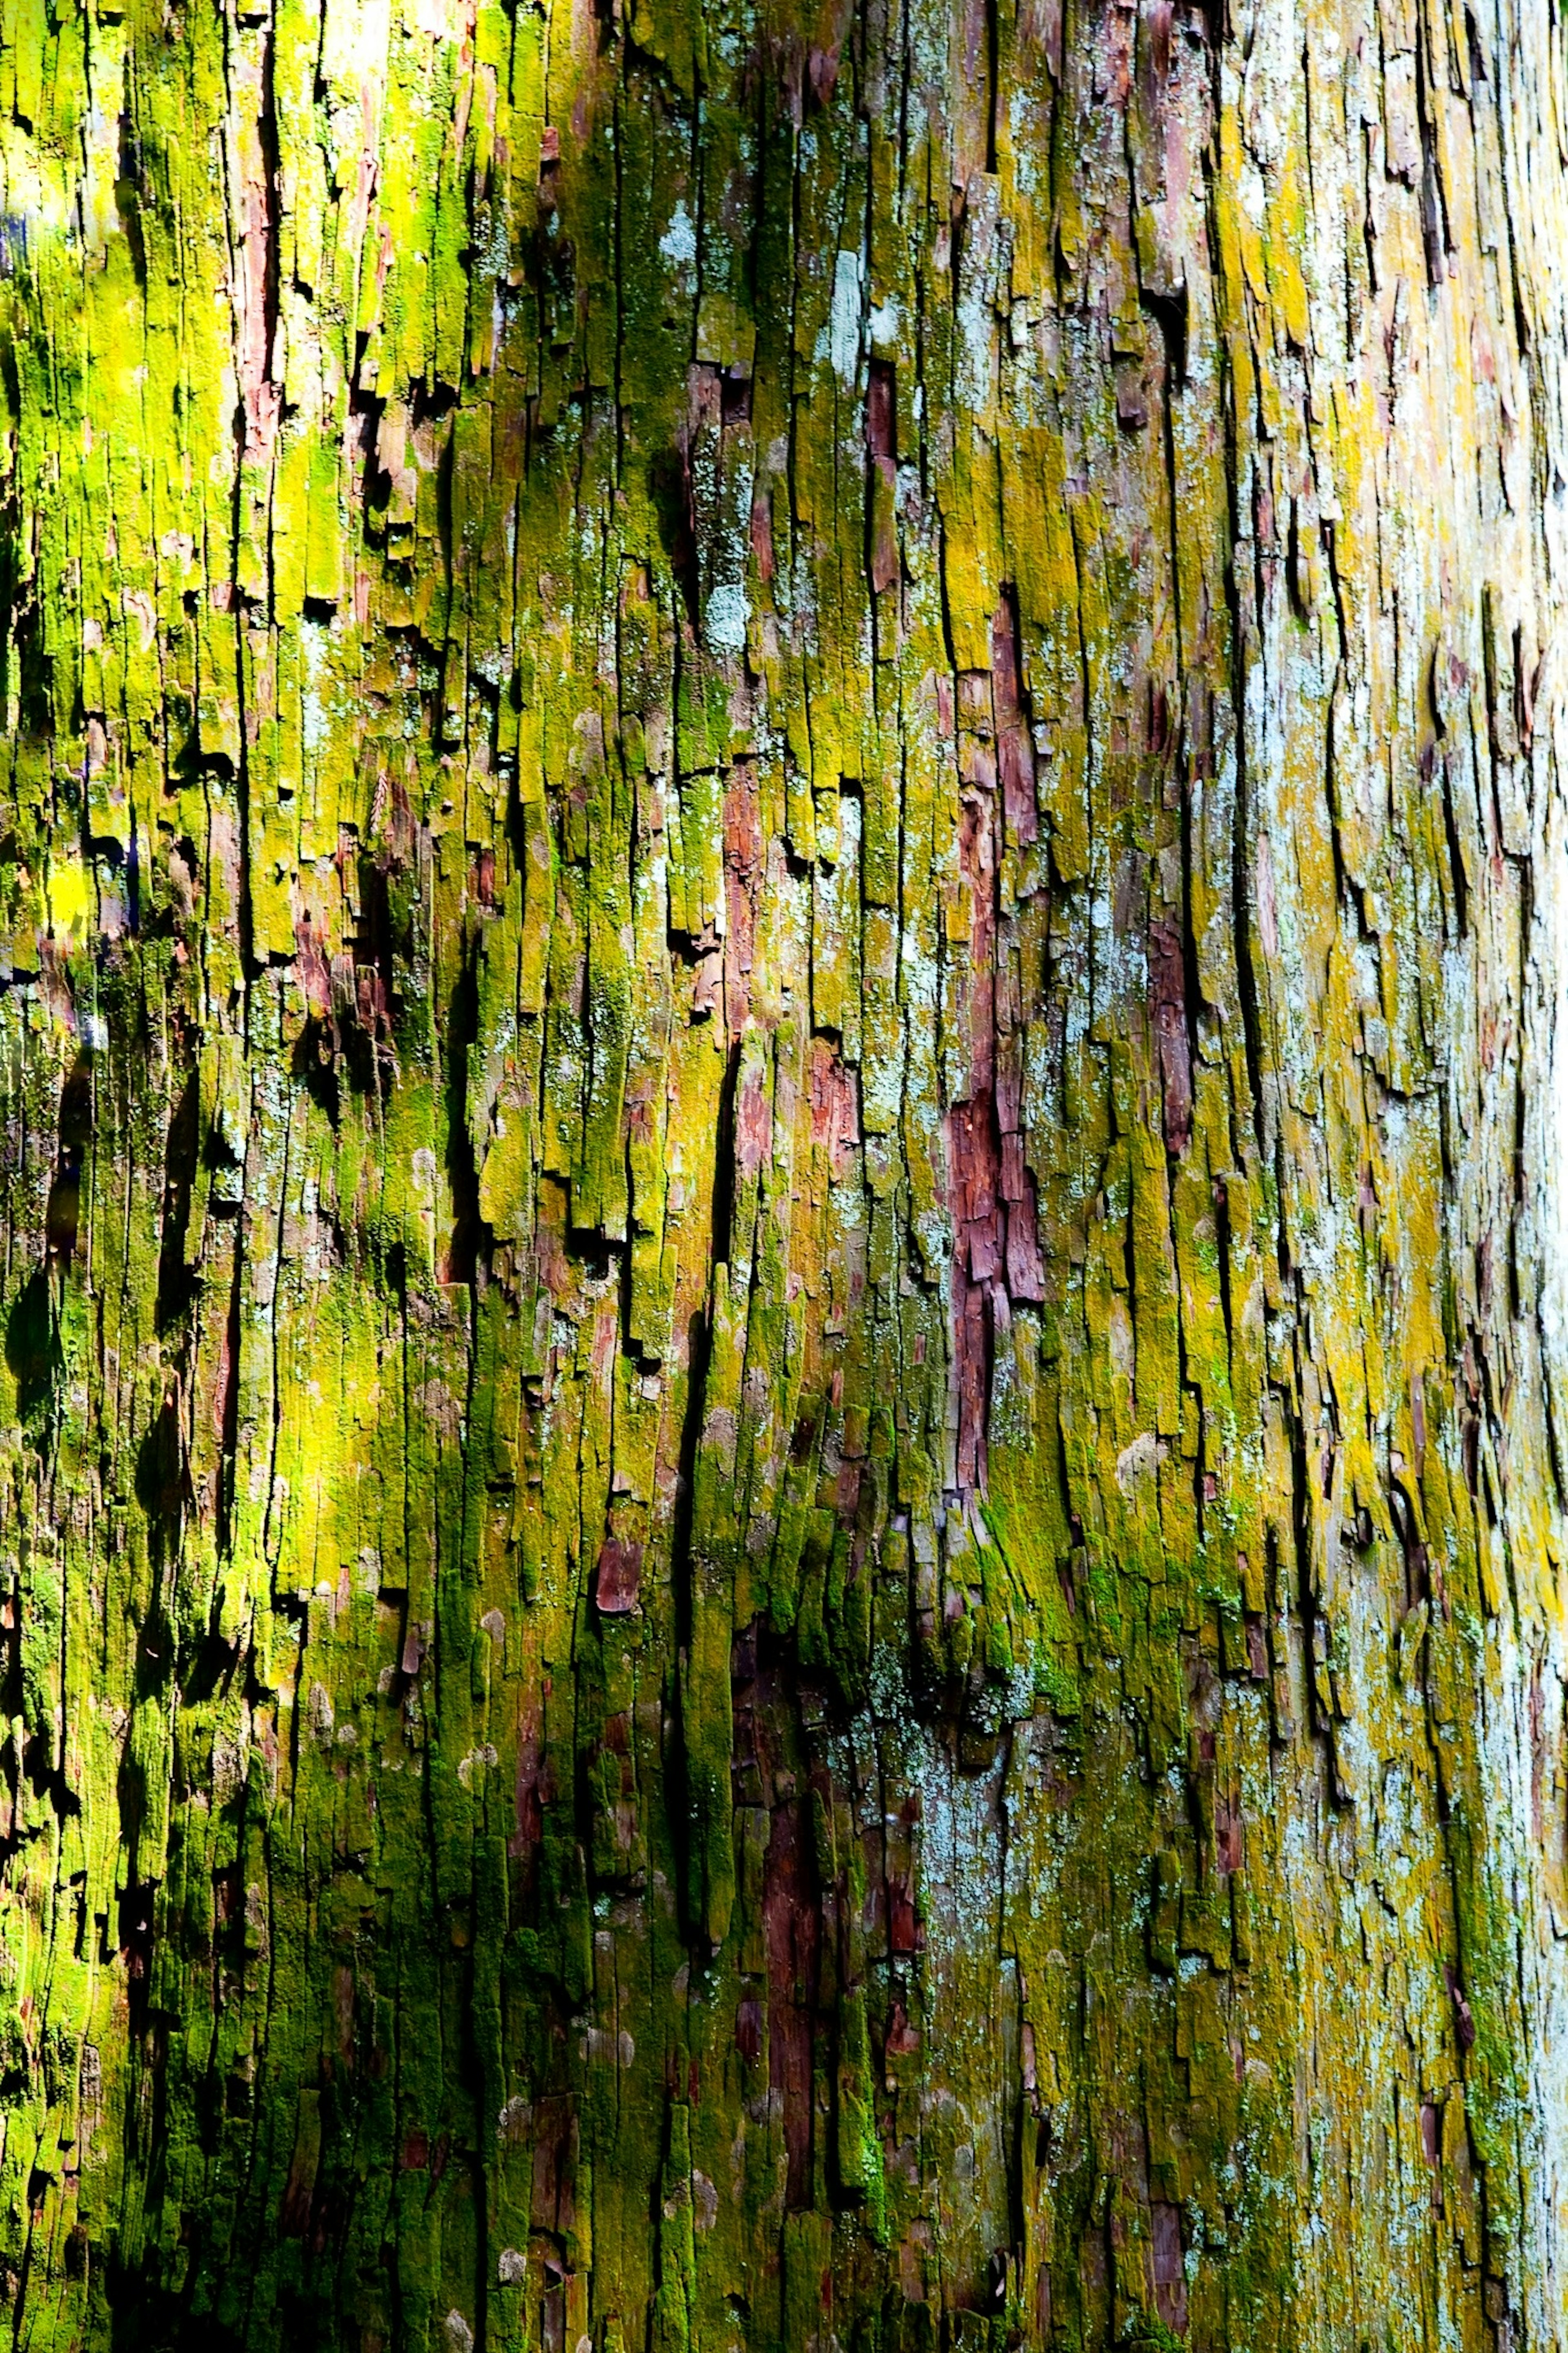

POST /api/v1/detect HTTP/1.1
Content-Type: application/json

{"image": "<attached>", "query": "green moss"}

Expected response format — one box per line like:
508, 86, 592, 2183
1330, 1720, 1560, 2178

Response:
0, 0, 1556, 2342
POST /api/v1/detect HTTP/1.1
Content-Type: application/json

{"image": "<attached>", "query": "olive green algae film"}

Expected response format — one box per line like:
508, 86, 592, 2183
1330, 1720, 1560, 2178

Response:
3, 0, 1568, 2342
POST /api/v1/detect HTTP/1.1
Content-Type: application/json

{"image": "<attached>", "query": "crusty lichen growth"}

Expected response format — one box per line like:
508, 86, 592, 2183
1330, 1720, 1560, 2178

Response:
0, 0, 1566, 2342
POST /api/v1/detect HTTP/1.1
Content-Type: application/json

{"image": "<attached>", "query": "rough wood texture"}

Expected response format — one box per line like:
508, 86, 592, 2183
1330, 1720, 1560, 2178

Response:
4, 0, 1568, 2341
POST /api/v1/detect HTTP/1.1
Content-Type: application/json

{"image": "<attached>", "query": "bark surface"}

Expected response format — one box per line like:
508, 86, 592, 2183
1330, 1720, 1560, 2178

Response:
2, 0, 1568, 2344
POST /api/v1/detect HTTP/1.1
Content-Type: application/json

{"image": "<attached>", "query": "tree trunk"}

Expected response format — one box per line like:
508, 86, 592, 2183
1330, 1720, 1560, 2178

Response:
2, 0, 1568, 2342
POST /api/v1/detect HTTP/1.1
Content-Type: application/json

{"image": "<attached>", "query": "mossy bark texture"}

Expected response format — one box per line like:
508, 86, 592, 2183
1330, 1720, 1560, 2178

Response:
3, 0, 1568, 2341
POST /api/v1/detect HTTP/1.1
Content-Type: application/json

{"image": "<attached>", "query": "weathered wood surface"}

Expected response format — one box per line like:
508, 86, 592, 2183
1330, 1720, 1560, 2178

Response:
3, 0, 1568, 2342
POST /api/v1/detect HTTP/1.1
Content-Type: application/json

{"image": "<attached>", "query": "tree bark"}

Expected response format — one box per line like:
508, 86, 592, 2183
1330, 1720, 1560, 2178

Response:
2, 0, 1568, 2343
